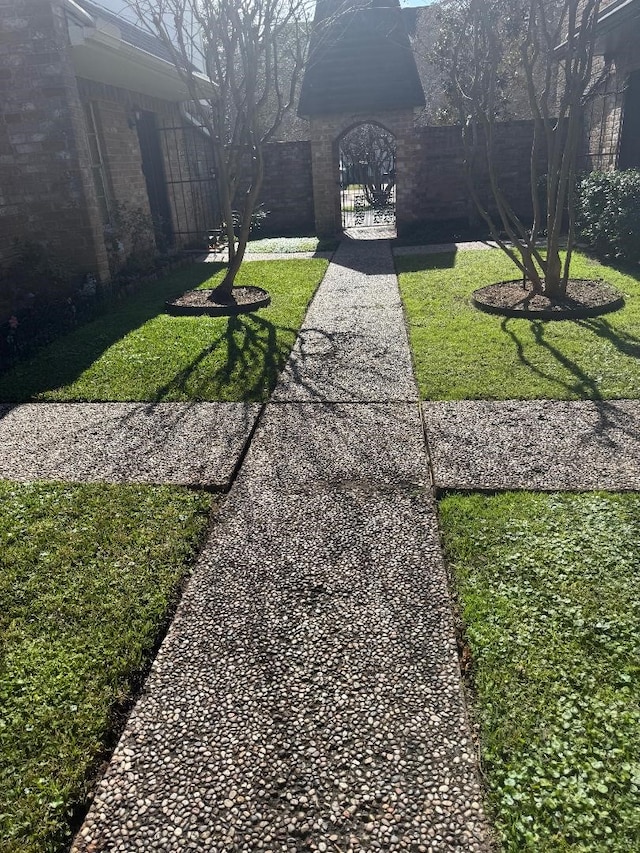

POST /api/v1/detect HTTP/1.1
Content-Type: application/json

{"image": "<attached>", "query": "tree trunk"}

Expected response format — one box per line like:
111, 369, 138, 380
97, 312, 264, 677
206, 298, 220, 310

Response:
543, 243, 564, 297
209, 144, 264, 302
214, 245, 245, 298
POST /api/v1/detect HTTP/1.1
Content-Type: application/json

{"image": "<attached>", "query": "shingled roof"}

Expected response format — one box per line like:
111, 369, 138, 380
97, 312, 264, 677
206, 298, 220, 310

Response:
298, 0, 425, 117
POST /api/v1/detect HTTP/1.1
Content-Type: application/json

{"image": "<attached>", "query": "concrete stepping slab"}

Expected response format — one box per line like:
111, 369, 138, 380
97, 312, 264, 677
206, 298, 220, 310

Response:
72, 484, 489, 853
0, 402, 261, 488
272, 328, 418, 403
424, 399, 640, 491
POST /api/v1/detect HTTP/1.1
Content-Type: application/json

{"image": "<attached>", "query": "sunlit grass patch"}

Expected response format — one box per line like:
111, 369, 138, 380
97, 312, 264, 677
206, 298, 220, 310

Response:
0, 481, 210, 853
397, 249, 640, 399
0, 259, 328, 402
439, 491, 640, 852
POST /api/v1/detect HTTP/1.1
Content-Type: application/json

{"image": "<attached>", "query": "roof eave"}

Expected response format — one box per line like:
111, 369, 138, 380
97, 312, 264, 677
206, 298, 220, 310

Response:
66, 8, 215, 101
555, 0, 640, 56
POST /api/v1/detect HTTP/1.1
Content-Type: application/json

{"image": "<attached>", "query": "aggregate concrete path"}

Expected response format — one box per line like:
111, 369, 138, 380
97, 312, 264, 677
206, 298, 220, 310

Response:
424, 400, 640, 492
72, 240, 491, 852
0, 403, 260, 488
272, 240, 418, 403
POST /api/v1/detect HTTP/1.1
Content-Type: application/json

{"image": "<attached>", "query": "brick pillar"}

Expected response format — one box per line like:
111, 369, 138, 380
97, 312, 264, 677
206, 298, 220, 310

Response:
0, 0, 110, 292
309, 118, 341, 237
390, 111, 416, 237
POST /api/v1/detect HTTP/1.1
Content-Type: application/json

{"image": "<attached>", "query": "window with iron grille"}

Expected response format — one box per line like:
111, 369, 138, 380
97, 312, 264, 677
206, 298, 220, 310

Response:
83, 101, 112, 224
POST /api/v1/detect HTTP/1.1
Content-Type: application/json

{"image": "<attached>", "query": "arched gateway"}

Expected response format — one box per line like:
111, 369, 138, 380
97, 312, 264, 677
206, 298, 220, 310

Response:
298, 0, 425, 237
340, 122, 396, 230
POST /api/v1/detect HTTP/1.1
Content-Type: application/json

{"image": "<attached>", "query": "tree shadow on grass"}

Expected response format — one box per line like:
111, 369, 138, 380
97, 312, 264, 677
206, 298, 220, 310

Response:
575, 316, 640, 360
501, 317, 604, 400
501, 315, 640, 442
0, 265, 218, 402
149, 313, 299, 404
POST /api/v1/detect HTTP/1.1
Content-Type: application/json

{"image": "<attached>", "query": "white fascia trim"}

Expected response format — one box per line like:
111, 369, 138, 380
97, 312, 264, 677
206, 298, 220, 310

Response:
68, 21, 216, 97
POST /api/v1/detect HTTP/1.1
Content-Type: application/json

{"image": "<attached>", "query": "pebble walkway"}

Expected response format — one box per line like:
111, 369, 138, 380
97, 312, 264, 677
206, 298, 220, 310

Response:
424, 399, 640, 492
71, 239, 491, 852
0, 403, 260, 488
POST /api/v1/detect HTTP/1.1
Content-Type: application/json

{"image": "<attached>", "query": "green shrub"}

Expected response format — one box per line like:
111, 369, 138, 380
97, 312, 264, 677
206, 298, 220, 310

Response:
577, 169, 640, 265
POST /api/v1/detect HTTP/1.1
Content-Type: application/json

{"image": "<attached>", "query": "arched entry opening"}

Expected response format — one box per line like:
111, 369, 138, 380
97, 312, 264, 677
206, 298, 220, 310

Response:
339, 123, 396, 232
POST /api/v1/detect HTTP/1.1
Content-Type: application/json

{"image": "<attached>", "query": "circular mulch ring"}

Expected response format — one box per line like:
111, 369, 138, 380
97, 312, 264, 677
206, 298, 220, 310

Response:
472, 278, 624, 320
165, 286, 270, 317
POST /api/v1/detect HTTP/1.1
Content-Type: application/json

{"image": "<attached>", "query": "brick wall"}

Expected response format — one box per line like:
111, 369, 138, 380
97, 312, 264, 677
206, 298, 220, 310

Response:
76, 79, 209, 262
276, 116, 542, 237
404, 121, 544, 228
306, 109, 417, 236
0, 0, 109, 321
258, 142, 315, 235
0, 0, 220, 326
405, 125, 468, 223
77, 79, 153, 212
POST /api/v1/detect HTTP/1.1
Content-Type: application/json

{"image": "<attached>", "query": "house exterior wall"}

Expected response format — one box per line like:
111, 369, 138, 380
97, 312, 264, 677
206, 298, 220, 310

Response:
76, 81, 221, 255
0, 0, 216, 324
0, 0, 110, 322
77, 79, 153, 215
583, 43, 640, 170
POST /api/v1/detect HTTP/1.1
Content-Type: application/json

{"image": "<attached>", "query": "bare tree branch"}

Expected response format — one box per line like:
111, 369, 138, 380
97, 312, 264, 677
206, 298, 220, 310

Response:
432, 0, 600, 296
124, 0, 312, 296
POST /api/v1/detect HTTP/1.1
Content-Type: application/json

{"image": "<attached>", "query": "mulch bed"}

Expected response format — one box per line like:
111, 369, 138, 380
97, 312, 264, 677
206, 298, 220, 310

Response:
472, 278, 624, 320
165, 286, 270, 317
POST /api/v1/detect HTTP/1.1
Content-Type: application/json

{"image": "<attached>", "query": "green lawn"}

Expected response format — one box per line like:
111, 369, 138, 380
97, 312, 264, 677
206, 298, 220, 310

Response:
0, 481, 210, 853
0, 259, 327, 402
397, 249, 640, 399
439, 492, 640, 853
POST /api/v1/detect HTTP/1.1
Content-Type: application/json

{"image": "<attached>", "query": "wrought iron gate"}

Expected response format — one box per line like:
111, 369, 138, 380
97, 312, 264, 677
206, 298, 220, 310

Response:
157, 122, 221, 249
339, 124, 396, 230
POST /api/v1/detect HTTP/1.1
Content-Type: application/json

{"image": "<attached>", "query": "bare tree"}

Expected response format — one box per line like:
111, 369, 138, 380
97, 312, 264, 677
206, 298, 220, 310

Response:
128, 0, 310, 299
434, 0, 602, 297
340, 124, 396, 208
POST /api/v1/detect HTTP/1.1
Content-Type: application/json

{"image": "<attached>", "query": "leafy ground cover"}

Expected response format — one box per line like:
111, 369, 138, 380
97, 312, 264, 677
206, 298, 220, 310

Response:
245, 236, 338, 253
397, 249, 640, 399
439, 491, 640, 852
0, 481, 210, 853
0, 259, 327, 402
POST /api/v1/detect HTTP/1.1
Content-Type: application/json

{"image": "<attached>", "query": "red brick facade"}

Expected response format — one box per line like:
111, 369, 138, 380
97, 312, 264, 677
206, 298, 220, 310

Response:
0, 0, 218, 324
0, 0, 110, 321
258, 142, 315, 235
285, 114, 543, 237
